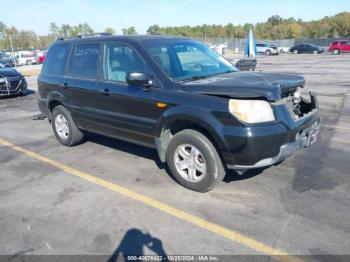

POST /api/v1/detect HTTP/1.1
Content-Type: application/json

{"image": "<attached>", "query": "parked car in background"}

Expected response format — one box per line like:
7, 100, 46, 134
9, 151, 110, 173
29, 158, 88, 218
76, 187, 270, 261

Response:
36, 51, 46, 63
328, 40, 350, 55
279, 47, 290, 53
38, 35, 320, 192
256, 43, 279, 55
15, 51, 37, 65
290, 44, 324, 54
0, 52, 15, 67
0, 63, 27, 97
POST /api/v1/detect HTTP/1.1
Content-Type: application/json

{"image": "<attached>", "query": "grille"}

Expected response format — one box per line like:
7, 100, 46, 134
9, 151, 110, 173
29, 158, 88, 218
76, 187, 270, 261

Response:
0, 77, 23, 94
9, 81, 20, 89
284, 97, 299, 120
274, 89, 301, 121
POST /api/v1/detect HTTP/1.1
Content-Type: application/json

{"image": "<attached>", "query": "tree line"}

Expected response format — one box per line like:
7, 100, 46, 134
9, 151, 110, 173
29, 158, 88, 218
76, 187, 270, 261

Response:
147, 12, 350, 39
0, 12, 349, 51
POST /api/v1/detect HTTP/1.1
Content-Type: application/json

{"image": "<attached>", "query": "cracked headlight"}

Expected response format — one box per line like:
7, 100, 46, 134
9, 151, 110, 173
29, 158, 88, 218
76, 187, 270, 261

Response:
229, 99, 275, 123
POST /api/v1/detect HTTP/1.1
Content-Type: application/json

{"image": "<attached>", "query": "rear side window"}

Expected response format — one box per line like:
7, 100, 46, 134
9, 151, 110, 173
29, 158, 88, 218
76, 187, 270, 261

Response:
68, 44, 100, 79
42, 44, 71, 75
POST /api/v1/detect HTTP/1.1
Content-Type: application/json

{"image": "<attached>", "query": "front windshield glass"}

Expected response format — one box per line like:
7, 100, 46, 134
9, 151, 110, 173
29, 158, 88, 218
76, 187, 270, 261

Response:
144, 40, 238, 82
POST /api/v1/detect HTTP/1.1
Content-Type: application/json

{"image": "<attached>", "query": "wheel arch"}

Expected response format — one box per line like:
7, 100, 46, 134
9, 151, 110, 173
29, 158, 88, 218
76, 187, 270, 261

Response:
46, 91, 72, 120
155, 107, 226, 163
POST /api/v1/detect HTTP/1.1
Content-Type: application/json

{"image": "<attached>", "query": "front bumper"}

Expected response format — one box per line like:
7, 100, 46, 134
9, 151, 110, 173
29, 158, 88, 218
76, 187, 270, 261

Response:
227, 119, 319, 170
223, 92, 320, 170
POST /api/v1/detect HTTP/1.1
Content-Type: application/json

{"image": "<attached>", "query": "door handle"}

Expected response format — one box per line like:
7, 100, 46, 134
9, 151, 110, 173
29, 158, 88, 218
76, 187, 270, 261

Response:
60, 82, 68, 89
99, 88, 110, 96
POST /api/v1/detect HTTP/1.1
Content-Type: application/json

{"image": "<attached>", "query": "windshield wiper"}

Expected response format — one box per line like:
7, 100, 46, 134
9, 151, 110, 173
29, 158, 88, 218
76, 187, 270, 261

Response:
211, 70, 236, 76
178, 75, 208, 83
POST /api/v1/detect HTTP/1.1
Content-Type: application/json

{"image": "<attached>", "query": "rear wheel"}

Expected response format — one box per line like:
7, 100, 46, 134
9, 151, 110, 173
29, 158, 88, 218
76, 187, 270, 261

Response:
265, 50, 271, 56
333, 49, 340, 55
293, 50, 298, 54
166, 129, 225, 192
51, 105, 84, 146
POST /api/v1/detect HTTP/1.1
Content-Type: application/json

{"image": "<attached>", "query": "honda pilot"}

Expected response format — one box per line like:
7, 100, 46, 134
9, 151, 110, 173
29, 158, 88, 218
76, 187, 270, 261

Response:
38, 35, 320, 192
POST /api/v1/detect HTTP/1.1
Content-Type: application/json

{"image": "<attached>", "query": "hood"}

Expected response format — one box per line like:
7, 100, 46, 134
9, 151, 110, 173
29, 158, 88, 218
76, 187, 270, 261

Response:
181, 72, 305, 101
0, 68, 21, 77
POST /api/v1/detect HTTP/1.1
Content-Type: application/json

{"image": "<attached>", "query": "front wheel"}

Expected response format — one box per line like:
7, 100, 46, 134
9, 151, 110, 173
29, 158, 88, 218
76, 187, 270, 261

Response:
52, 105, 84, 146
266, 50, 271, 56
293, 50, 298, 54
166, 129, 225, 192
313, 50, 318, 54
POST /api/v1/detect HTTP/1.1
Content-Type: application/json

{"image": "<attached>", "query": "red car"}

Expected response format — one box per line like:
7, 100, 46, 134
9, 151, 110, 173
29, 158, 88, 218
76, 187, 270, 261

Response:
328, 40, 350, 55
36, 51, 46, 63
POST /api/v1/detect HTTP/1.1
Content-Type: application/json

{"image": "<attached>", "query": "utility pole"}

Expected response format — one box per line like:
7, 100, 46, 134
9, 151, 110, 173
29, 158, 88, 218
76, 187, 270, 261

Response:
8, 34, 16, 68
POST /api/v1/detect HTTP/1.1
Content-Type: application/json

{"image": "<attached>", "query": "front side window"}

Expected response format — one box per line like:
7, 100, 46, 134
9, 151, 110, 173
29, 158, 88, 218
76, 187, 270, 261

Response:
145, 41, 237, 82
103, 43, 147, 82
69, 43, 100, 79
42, 44, 71, 75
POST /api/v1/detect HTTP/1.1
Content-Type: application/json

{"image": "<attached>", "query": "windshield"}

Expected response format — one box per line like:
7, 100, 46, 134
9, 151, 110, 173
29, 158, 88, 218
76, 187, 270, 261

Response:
144, 40, 237, 82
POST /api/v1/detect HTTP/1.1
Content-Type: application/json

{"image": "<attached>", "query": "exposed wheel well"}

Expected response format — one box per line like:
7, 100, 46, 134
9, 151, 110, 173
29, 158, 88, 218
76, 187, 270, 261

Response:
157, 119, 223, 164
48, 100, 63, 119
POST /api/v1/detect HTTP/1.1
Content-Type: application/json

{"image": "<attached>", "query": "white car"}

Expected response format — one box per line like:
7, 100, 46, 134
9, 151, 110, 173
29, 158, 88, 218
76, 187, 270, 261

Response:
256, 44, 279, 55
279, 47, 290, 53
15, 51, 36, 66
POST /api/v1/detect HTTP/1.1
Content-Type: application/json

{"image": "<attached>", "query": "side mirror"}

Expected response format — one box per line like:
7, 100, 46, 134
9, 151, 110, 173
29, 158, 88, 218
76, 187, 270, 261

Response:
126, 72, 152, 87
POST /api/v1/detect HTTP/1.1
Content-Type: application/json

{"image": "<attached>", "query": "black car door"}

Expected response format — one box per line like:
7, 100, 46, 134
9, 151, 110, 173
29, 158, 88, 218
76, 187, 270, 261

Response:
305, 44, 314, 53
62, 42, 103, 131
92, 42, 159, 147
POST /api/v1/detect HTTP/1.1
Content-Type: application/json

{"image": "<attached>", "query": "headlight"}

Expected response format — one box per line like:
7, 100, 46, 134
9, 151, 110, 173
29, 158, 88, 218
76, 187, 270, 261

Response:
0, 77, 5, 83
229, 99, 275, 123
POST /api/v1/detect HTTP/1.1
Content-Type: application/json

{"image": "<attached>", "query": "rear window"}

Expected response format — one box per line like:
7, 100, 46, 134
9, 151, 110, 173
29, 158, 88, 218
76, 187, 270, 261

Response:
42, 44, 71, 75
68, 43, 100, 79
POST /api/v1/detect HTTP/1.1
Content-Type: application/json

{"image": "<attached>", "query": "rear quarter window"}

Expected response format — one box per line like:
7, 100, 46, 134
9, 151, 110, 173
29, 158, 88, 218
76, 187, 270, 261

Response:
42, 44, 71, 75
68, 43, 100, 79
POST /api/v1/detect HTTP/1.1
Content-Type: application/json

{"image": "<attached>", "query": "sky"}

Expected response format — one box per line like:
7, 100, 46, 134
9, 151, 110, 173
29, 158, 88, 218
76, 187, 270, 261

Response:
1, 0, 349, 35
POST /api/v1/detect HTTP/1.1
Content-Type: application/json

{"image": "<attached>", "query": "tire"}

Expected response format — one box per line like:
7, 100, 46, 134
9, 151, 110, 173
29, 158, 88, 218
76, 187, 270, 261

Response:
51, 105, 84, 146
166, 129, 225, 192
333, 49, 340, 55
265, 50, 271, 56
293, 50, 298, 54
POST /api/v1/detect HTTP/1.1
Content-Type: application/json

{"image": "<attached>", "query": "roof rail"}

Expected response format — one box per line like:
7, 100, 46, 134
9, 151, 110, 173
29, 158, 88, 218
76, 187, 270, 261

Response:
56, 32, 112, 41
77, 32, 112, 38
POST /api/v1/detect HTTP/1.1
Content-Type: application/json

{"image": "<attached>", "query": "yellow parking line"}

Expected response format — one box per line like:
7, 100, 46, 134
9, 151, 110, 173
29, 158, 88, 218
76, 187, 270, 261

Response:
0, 138, 303, 262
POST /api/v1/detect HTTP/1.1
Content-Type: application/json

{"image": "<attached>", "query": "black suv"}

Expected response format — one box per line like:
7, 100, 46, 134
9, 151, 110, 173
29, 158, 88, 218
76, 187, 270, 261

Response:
38, 35, 320, 192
